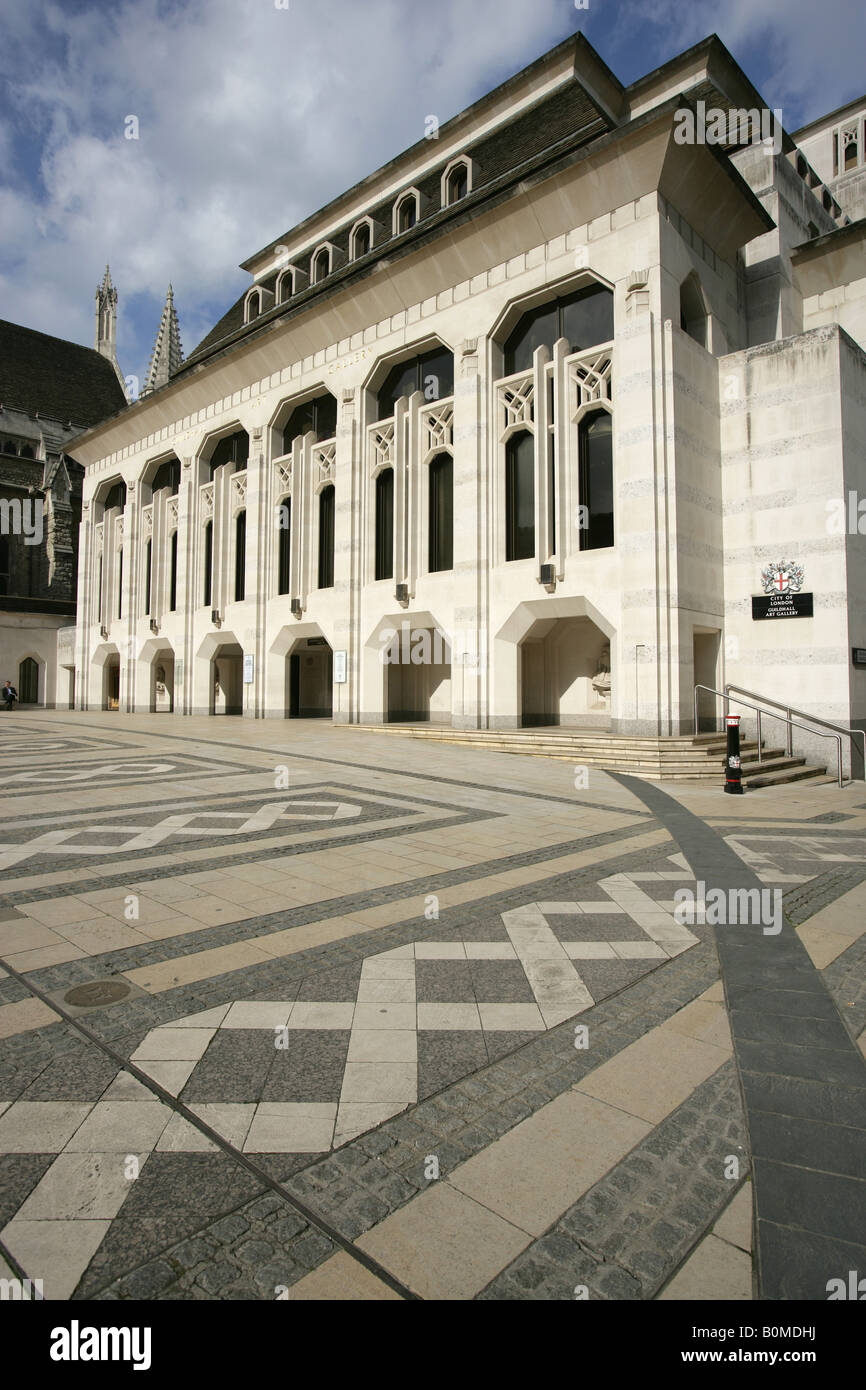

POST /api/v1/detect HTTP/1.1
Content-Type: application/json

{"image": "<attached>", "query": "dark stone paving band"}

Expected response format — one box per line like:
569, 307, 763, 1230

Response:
610, 774, 866, 1301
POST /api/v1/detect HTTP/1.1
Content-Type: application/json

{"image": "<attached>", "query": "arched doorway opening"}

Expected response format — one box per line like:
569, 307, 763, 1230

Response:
18, 657, 39, 705
384, 623, 452, 724
519, 615, 611, 728
211, 642, 243, 715
151, 651, 175, 713
287, 638, 333, 718
104, 655, 120, 711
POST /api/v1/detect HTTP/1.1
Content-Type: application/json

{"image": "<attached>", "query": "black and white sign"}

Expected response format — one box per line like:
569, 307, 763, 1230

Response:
752, 592, 814, 620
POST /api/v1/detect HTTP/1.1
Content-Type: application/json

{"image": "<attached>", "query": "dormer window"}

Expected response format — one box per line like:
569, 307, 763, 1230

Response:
442, 157, 471, 206
276, 267, 295, 304
312, 246, 331, 283
350, 218, 373, 260
394, 191, 419, 235
244, 288, 262, 324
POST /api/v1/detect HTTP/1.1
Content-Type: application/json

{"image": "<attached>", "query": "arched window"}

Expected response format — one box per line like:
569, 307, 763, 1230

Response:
19, 444, 35, 460
19, 658, 38, 704
351, 221, 371, 260
374, 469, 393, 581
151, 458, 180, 494
679, 274, 707, 348
445, 161, 469, 205
503, 283, 614, 375
318, 486, 335, 589
203, 521, 213, 607
278, 498, 291, 595
144, 539, 152, 615
578, 411, 613, 551
396, 193, 418, 234
313, 248, 331, 283
282, 394, 337, 452
209, 430, 249, 477
169, 532, 178, 610
428, 455, 453, 573
103, 481, 127, 512
505, 432, 535, 562
234, 512, 246, 602
276, 268, 294, 304
244, 289, 261, 324
376, 345, 454, 419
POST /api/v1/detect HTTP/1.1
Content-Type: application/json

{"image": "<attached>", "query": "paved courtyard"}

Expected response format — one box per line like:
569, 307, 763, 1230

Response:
0, 711, 864, 1301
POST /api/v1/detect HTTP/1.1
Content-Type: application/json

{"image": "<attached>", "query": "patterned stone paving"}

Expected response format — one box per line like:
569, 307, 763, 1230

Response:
0, 712, 864, 1301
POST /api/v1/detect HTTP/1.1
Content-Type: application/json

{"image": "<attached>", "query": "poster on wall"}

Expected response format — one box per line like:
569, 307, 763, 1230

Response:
334, 650, 348, 684
243, 654, 255, 684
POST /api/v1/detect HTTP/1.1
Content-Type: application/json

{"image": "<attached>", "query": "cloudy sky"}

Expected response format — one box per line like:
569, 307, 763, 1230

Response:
1, 0, 863, 390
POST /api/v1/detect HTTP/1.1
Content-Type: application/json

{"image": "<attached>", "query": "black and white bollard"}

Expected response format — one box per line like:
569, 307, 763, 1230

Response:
725, 713, 743, 795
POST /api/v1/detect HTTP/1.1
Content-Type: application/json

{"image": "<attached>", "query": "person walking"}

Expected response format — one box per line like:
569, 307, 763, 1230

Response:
2, 680, 17, 710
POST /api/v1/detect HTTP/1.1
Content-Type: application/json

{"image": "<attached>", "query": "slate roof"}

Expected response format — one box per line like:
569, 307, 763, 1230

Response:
0, 319, 128, 428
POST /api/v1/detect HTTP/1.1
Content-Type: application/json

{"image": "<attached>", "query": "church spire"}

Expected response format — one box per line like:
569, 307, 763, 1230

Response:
142, 285, 184, 396
95, 265, 118, 360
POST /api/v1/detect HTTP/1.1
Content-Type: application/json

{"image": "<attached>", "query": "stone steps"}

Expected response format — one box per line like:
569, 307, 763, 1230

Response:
342, 724, 832, 785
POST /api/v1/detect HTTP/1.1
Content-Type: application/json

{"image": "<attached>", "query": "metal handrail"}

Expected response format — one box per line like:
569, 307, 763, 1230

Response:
693, 684, 846, 788
724, 683, 865, 781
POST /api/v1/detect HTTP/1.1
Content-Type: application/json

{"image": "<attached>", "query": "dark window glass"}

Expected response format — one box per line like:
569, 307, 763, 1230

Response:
579, 411, 614, 551
397, 196, 417, 232
117, 549, 123, 618
151, 458, 180, 494
503, 284, 614, 375
104, 481, 127, 511
278, 499, 291, 595
314, 249, 330, 282
144, 539, 152, 615
19, 445, 35, 460
209, 431, 249, 476
374, 469, 394, 581
169, 532, 178, 610
203, 521, 213, 607
353, 223, 371, 258
428, 455, 453, 572
283, 394, 337, 451
447, 165, 468, 203
318, 486, 335, 589
845, 138, 858, 171
0, 536, 8, 596
376, 346, 454, 419
234, 512, 246, 602
505, 432, 535, 562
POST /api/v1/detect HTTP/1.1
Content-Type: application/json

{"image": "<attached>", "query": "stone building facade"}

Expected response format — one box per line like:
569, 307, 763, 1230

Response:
0, 277, 128, 706
65, 34, 866, 770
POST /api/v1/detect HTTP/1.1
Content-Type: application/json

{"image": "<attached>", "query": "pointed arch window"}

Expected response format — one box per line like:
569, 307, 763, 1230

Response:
428, 455, 453, 572
505, 432, 535, 562
203, 521, 213, 608
169, 532, 178, 610
278, 499, 291, 595
374, 469, 393, 581
318, 486, 335, 589
578, 411, 614, 551
234, 512, 246, 602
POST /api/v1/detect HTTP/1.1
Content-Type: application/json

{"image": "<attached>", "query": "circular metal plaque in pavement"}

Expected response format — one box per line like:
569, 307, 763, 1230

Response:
64, 980, 131, 1008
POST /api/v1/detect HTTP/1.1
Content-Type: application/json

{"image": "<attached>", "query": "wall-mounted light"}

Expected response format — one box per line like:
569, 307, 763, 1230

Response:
99, 624, 109, 640
211, 609, 222, 629
395, 583, 409, 606
290, 598, 302, 618
539, 563, 556, 591
149, 619, 159, 634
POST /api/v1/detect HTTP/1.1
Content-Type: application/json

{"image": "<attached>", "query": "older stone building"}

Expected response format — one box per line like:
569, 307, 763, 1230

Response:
65, 34, 866, 775
0, 273, 128, 706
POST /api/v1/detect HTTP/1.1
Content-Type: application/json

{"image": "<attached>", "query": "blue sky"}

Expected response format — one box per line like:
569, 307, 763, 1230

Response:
1, 0, 863, 391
